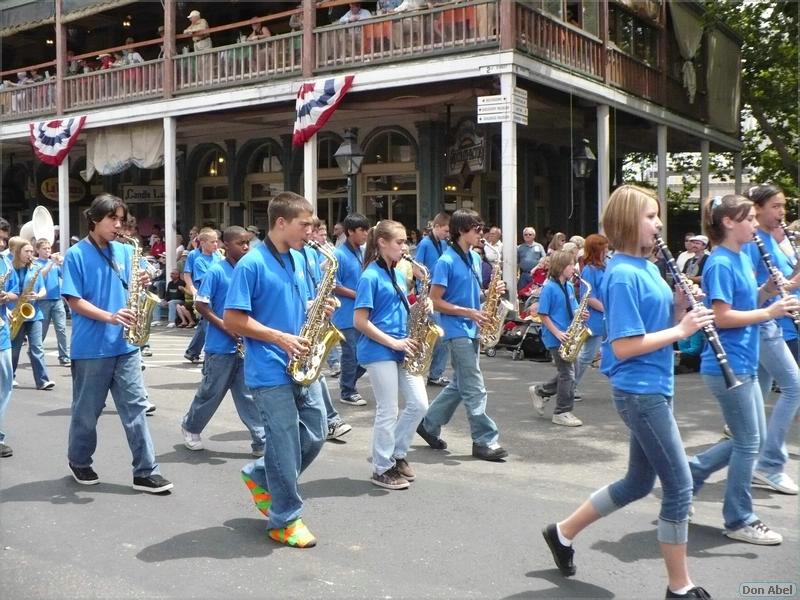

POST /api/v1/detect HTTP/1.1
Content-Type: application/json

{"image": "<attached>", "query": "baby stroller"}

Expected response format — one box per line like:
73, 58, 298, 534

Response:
485, 313, 549, 361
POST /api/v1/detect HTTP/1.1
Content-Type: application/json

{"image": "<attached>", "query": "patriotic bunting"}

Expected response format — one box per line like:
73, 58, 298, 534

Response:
292, 76, 354, 147
29, 116, 87, 166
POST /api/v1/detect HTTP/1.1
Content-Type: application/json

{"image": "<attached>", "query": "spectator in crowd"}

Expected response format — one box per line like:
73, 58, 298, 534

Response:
66, 51, 87, 75
163, 269, 195, 328
122, 38, 144, 64
483, 226, 502, 264
377, 0, 403, 13
517, 226, 546, 291
675, 231, 696, 272
681, 234, 709, 285
12, 71, 33, 86
149, 224, 162, 247
333, 222, 346, 247
97, 53, 115, 69
547, 231, 566, 254
246, 225, 263, 248
407, 228, 419, 257
247, 21, 272, 41
184, 10, 212, 51
339, 2, 372, 23
474, 245, 493, 290
149, 234, 166, 260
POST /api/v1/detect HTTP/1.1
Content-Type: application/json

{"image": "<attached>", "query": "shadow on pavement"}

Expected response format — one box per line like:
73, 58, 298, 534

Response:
300, 477, 390, 499
0, 476, 138, 504
500, 569, 613, 598
156, 445, 251, 465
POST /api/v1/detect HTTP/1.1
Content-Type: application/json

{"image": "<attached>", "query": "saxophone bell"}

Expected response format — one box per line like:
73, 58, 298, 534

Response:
558, 277, 593, 363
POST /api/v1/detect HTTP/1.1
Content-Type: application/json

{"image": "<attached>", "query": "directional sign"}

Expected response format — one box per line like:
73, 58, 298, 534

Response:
477, 104, 511, 115
476, 89, 528, 125
477, 94, 510, 106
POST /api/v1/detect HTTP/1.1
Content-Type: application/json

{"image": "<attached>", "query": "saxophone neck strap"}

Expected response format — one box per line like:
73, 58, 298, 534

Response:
264, 237, 302, 300
377, 257, 410, 314
554, 278, 574, 321
450, 242, 482, 291
88, 236, 128, 290
429, 233, 443, 257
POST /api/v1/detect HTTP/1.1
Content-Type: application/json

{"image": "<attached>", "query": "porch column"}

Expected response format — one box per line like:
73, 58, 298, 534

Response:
302, 0, 316, 77
700, 139, 710, 222
657, 124, 668, 233
304, 134, 318, 211
164, 117, 177, 278
500, 72, 518, 302
596, 104, 610, 228
58, 160, 70, 255
734, 151, 743, 195
55, 0, 65, 115
163, 0, 175, 98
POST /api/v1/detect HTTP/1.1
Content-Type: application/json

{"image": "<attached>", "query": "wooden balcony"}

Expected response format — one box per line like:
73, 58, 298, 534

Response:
0, 80, 56, 119
607, 47, 661, 103
65, 60, 163, 109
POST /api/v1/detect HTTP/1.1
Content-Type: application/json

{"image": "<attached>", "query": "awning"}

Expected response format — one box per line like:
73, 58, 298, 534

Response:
0, 0, 54, 38
61, 0, 138, 24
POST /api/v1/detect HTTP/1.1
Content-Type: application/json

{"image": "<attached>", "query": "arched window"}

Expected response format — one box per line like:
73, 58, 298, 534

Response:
364, 129, 416, 165
361, 128, 418, 230
245, 140, 284, 231
318, 135, 342, 170
199, 149, 228, 178
248, 142, 283, 174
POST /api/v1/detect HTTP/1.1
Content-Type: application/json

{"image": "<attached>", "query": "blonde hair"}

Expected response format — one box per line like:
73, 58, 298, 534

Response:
10, 236, 33, 269
548, 249, 574, 279
602, 185, 658, 253
364, 220, 407, 270
197, 227, 218, 242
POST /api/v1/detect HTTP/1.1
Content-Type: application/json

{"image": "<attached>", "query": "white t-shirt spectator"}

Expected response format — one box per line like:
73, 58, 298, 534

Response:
339, 8, 372, 23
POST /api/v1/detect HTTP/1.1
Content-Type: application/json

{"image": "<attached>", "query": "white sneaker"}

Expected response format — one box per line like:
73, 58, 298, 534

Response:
12, 380, 18, 388
166, 323, 176, 328
724, 520, 783, 545
529, 384, 549, 416
552, 412, 583, 427
150, 321, 162, 327
753, 470, 799, 495
181, 424, 203, 451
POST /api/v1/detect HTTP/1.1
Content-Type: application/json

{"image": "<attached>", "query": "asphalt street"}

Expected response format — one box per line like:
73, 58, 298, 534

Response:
1, 326, 797, 600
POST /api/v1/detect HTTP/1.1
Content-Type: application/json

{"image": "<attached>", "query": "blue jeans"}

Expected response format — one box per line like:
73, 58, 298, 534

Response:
427, 313, 450, 380
241, 381, 326, 529
590, 390, 692, 544
68, 350, 160, 478
318, 375, 342, 425
339, 327, 365, 399
0, 348, 12, 443
39, 299, 70, 361
574, 334, 603, 387
327, 343, 341, 368
11, 320, 50, 388
755, 320, 800, 476
182, 352, 266, 452
185, 317, 207, 358
365, 361, 429, 474
422, 337, 500, 447
689, 374, 766, 531
539, 353, 575, 414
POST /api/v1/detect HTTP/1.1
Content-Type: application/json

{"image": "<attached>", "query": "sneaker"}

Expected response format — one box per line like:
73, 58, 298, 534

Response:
688, 503, 695, 522
371, 466, 410, 490
141, 346, 153, 357
150, 321, 161, 328
666, 586, 712, 598
752, 470, 799, 495
552, 412, 583, 427
394, 457, 415, 481
132, 474, 173, 493
427, 376, 450, 387
574, 390, 582, 401
59, 359, 71, 367
69, 463, 100, 486
268, 518, 316, 548
184, 352, 200, 363
241, 472, 272, 517
145, 404, 156, 415
327, 420, 352, 440
340, 393, 366, 406
529, 384, 551, 416
542, 523, 576, 576
724, 520, 783, 545
251, 447, 265, 458
166, 323, 176, 329
722, 424, 732, 439
12, 380, 18, 388
181, 424, 203, 450
328, 364, 341, 377
416, 422, 447, 450
38, 381, 56, 391
0, 443, 13, 458
472, 443, 508, 461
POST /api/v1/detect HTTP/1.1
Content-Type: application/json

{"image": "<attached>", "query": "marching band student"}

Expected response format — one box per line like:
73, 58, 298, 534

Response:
415, 209, 508, 462
9, 237, 55, 391
183, 228, 222, 363
224, 191, 329, 549
573, 234, 608, 389
688, 194, 797, 546
0, 255, 19, 457
332, 213, 371, 406
742, 184, 800, 495
542, 185, 714, 599
354, 220, 429, 489
414, 212, 451, 387
35, 238, 71, 366
180, 226, 266, 456
61, 194, 172, 493
531, 250, 584, 427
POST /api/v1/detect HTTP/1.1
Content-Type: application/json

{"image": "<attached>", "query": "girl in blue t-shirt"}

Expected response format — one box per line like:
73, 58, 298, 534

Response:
688, 194, 797, 546
354, 220, 429, 491
542, 185, 715, 599
574, 234, 608, 390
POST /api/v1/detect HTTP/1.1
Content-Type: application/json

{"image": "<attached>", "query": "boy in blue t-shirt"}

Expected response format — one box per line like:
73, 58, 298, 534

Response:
224, 192, 330, 549
0, 258, 19, 458
332, 213, 370, 406
416, 209, 508, 462
35, 238, 71, 366
183, 228, 221, 362
61, 194, 172, 494
180, 226, 265, 455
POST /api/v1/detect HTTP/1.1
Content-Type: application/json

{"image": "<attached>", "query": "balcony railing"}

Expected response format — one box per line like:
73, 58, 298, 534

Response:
65, 60, 164, 109
0, 80, 56, 119
607, 47, 661, 103
315, 0, 498, 70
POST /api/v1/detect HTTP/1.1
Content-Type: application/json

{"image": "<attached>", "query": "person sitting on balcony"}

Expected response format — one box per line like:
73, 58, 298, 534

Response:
122, 38, 145, 65
184, 9, 212, 52
247, 21, 272, 41
97, 53, 116, 69
377, 0, 402, 14
66, 51, 88, 75
10, 72, 33, 86
339, 2, 372, 23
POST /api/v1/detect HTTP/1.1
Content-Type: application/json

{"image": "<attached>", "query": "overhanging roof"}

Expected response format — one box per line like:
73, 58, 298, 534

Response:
0, 0, 138, 37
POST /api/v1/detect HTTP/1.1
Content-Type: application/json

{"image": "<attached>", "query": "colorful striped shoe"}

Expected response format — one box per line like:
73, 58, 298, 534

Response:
268, 518, 317, 548
241, 472, 271, 517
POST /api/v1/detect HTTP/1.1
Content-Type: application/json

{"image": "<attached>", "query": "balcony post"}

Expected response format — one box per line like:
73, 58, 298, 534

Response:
58, 160, 70, 255
499, 0, 515, 51
55, 0, 65, 114
500, 71, 518, 300
303, 0, 317, 77
304, 135, 318, 210
657, 124, 668, 234
164, 116, 177, 278
163, 0, 175, 98
601, 0, 609, 83
734, 151, 743, 195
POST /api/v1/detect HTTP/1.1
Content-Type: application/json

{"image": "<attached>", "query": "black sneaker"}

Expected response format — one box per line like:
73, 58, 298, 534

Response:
132, 474, 173, 494
145, 404, 157, 416
472, 443, 508, 461
416, 423, 447, 450
59, 359, 71, 367
0, 443, 13, 458
184, 352, 200, 363
69, 463, 100, 486
427, 376, 450, 387
141, 346, 153, 357
542, 523, 576, 576
666, 586, 712, 599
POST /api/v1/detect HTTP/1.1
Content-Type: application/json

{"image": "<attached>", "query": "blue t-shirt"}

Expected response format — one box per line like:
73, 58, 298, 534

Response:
415, 234, 447, 275
431, 245, 482, 341
9, 265, 46, 322
580, 263, 606, 337
538, 278, 578, 350
355, 261, 409, 364
0, 261, 19, 351
744, 229, 799, 341
600, 253, 674, 397
301, 246, 323, 297
184, 248, 222, 287
225, 243, 307, 389
61, 239, 138, 359
332, 242, 364, 330
700, 247, 759, 376
36, 258, 62, 300
197, 260, 238, 355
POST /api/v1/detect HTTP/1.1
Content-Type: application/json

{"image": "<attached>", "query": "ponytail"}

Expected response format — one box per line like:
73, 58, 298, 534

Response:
362, 220, 407, 270
703, 194, 752, 245
363, 225, 380, 271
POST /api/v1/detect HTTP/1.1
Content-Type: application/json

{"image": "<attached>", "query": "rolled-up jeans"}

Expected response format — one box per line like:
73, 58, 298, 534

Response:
590, 390, 692, 544
39, 299, 69, 361
574, 334, 603, 387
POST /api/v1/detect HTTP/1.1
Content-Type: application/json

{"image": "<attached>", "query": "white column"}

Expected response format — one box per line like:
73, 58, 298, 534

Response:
164, 117, 177, 279
500, 72, 518, 307
596, 105, 610, 228
58, 160, 69, 254
304, 134, 318, 211
734, 151, 743, 195
657, 125, 668, 233
700, 139, 710, 224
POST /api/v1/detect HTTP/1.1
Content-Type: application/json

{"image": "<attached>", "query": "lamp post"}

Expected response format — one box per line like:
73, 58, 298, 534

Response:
572, 138, 596, 234
334, 128, 364, 216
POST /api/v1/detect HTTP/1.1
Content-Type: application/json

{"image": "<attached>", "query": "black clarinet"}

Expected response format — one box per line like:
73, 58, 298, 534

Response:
780, 220, 800, 265
654, 234, 742, 390
751, 232, 800, 332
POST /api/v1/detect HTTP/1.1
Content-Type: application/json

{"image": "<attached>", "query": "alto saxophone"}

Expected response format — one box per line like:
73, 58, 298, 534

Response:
558, 277, 593, 362
402, 253, 443, 376
118, 235, 161, 346
287, 240, 345, 385
479, 255, 513, 349
9, 264, 41, 340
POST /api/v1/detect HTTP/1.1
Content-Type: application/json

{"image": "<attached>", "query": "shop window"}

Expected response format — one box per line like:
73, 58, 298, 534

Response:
249, 142, 283, 174
609, 4, 658, 66
318, 136, 341, 170
199, 149, 228, 178
364, 130, 416, 165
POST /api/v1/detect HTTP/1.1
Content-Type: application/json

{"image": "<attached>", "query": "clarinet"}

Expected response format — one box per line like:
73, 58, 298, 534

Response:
751, 232, 800, 333
780, 221, 800, 266
654, 234, 742, 390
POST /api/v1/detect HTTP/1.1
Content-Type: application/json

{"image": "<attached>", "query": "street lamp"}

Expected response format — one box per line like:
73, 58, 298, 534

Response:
571, 138, 596, 233
334, 128, 364, 216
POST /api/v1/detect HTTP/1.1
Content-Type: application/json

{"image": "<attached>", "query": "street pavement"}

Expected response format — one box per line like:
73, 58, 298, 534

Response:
1, 327, 797, 599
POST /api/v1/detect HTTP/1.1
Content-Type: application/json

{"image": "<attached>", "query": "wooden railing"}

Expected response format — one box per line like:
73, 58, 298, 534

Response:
0, 80, 56, 119
65, 60, 164, 109
515, 4, 603, 79
173, 32, 301, 93
315, 0, 498, 70
607, 48, 661, 102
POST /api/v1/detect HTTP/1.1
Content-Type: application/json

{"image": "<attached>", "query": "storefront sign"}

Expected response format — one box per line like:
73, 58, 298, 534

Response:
447, 121, 487, 175
121, 185, 165, 203
40, 177, 85, 203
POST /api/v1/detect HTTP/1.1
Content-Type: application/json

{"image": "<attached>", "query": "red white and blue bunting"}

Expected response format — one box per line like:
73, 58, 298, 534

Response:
292, 76, 354, 147
29, 116, 87, 166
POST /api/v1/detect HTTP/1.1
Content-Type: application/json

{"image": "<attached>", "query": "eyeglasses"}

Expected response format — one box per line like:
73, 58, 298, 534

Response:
471, 225, 485, 233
